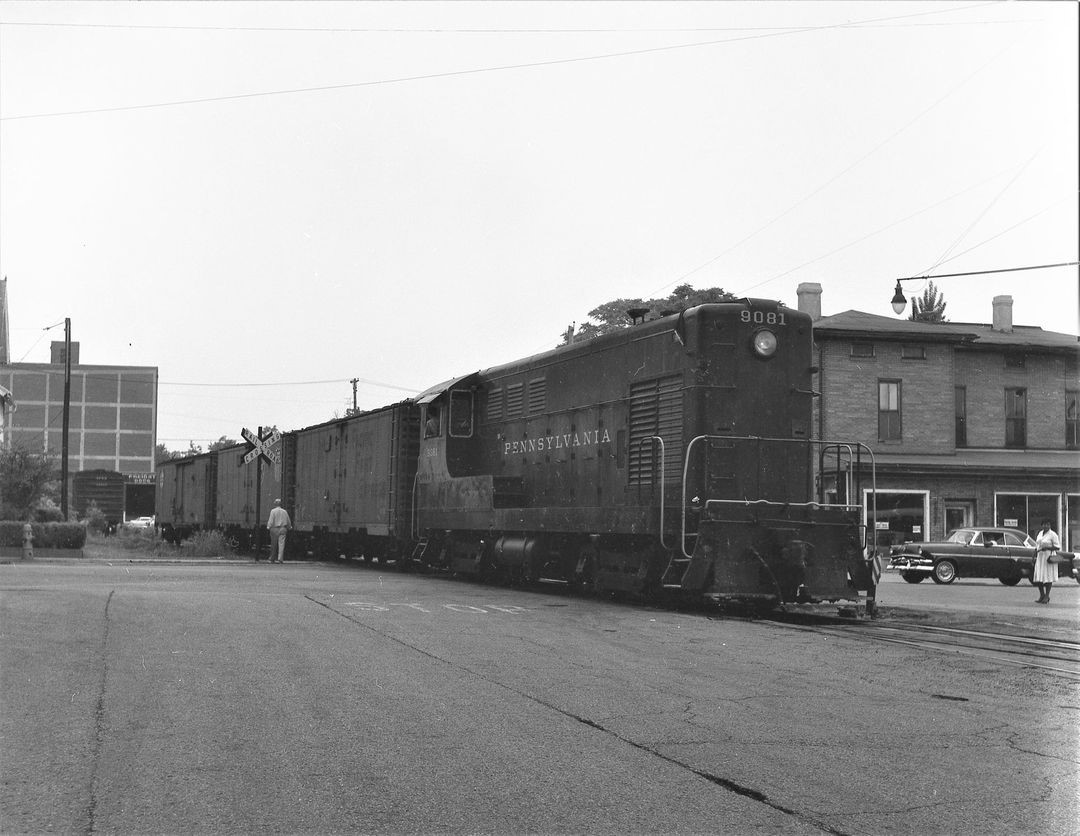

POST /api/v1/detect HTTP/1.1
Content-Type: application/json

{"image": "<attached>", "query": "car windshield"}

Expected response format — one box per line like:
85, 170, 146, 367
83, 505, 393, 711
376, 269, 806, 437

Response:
945, 529, 976, 545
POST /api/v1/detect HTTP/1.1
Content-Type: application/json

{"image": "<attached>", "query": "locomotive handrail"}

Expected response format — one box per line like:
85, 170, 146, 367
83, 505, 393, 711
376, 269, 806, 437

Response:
411, 471, 420, 540
679, 435, 878, 560
633, 435, 668, 550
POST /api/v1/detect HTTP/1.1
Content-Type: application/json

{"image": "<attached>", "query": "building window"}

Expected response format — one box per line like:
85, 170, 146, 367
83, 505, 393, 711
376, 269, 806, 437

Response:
1067, 391, 1079, 449
878, 380, 901, 442
955, 386, 967, 448
1005, 388, 1026, 448
996, 493, 1058, 536
864, 490, 929, 556
851, 343, 875, 358
901, 345, 925, 360
1004, 353, 1026, 369
1067, 494, 1079, 552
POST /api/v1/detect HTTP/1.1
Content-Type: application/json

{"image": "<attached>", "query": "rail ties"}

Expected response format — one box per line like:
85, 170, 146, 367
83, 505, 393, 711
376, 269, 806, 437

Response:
777, 619, 1080, 681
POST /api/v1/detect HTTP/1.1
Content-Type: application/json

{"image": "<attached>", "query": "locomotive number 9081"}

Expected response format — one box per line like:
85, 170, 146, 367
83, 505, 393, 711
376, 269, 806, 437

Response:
740, 310, 787, 325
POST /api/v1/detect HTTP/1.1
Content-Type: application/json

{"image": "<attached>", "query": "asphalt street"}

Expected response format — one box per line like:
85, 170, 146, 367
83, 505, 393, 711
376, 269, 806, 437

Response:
1, 559, 1077, 835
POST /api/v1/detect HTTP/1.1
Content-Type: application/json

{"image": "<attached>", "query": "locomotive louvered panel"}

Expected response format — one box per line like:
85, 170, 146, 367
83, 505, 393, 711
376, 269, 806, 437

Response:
628, 375, 683, 485
505, 382, 524, 419
527, 378, 546, 415
487, 388, 504, 421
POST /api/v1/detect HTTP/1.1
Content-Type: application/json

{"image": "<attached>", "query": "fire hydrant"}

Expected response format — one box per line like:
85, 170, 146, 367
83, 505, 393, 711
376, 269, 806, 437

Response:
22, 522, 33, 561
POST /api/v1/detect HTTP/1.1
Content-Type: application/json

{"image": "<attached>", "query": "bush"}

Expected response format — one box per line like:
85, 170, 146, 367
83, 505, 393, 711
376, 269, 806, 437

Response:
112, 526, 162, 552
0, 521, 86, 549
34, 499, 65, 523
178, 529, 236, 557
82, 501, 108, 534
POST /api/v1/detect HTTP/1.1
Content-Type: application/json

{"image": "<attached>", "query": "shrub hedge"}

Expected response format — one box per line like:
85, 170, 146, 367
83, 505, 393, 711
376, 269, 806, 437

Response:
0, 521, 87, 549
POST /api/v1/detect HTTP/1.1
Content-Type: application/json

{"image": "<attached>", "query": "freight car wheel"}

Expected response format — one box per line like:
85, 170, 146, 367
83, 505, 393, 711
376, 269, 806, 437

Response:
931, 560, 957, 584
900, 571, 925, 584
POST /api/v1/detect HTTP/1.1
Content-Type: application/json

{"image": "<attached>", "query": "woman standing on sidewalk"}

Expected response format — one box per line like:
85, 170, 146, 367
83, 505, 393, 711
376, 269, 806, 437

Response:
1033, 519, 1060, 604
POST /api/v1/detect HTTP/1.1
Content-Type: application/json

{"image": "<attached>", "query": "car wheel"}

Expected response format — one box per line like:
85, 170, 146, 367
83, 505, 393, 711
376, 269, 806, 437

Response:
900, 571, 925, 584
931, 560, 957, 584
998, 576, 1021, 586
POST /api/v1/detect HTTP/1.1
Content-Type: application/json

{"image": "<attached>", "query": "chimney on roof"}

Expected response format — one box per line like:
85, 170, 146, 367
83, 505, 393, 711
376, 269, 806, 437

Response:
992, 295, 1013, 333
797, 282, 822, 321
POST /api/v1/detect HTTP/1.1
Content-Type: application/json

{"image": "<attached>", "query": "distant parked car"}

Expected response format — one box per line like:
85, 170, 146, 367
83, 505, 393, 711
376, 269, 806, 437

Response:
125, 516, 156, 529
888, 527, 1077, 585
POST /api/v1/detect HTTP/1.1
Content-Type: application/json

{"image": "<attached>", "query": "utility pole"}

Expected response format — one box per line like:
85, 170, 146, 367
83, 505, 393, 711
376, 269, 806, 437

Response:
60, 318, 71, 518
350, 378, 359, 413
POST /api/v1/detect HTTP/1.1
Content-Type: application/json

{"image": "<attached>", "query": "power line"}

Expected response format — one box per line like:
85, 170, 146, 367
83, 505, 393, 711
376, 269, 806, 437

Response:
1, 2, 998, 122
896, 261, 1079, 283
653, 30, 1015, 300
160, 377, 420, 393
0, 17, 1018, 35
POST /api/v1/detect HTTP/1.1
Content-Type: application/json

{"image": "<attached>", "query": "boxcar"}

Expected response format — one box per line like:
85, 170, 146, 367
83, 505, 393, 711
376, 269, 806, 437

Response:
156, 453, 216, 542
289, 402, 419, 560
213, 442, 283, 550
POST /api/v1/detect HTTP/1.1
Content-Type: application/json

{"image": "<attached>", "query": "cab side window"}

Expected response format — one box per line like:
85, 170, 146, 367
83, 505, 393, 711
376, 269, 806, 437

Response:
449, 390, 474, 438
424, 406, 441, 438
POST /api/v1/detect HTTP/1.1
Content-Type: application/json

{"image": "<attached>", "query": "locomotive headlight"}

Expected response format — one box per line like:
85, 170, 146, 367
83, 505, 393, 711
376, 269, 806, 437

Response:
751, 329, 778, 358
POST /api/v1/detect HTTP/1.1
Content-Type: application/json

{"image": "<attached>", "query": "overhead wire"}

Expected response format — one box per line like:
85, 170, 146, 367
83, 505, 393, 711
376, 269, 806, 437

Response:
650, 33, 1021, 300
918, 151, 1040, 275
735, 165, 1024, 292
0, 15, 1018, 35
1, 2, 1001, 122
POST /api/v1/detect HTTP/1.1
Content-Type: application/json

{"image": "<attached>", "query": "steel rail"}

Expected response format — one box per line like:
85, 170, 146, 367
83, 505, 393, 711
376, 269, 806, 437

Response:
772, 618, 1080, 680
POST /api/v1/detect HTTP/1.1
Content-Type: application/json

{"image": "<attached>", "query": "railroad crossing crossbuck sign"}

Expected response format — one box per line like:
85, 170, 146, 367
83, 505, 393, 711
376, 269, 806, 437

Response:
242, 427, 281, 467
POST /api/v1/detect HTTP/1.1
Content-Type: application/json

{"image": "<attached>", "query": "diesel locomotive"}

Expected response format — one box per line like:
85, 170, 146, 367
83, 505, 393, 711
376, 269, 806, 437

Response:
157, 299, 877, 606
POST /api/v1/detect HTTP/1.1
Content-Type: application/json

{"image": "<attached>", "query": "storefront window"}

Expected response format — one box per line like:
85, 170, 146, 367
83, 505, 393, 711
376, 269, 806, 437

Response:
995, 493, 1059, 537
864, 490, 928, 556
1066, 495, 1079, 552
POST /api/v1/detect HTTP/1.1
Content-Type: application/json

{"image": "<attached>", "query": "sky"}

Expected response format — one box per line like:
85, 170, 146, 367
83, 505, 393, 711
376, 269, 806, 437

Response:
1, 1, 1077, 451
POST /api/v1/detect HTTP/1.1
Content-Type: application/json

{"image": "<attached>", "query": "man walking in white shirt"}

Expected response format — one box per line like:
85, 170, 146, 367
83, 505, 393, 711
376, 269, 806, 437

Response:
266, 499, 291, 564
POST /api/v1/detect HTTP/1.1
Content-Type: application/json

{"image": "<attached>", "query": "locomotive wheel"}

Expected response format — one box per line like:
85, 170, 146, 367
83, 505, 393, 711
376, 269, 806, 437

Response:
931, 560, 957, 584
900, 571, 925, 584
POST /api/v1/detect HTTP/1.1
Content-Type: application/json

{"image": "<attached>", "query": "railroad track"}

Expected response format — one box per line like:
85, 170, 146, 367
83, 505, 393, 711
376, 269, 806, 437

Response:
773, 619, 1080, 680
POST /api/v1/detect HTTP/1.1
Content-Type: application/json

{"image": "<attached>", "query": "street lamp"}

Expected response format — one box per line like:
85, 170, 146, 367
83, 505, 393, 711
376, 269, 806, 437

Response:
887, 262, 1079, 316
890, 280, 908, 315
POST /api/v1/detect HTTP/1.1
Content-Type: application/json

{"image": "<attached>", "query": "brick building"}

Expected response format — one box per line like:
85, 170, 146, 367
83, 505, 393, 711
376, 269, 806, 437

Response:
797, 283, 1080, 554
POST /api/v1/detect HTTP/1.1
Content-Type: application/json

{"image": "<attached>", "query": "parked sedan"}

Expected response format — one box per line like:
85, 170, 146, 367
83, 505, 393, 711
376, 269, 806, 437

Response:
888, 527, 1077, 585
125, 516, 156, 529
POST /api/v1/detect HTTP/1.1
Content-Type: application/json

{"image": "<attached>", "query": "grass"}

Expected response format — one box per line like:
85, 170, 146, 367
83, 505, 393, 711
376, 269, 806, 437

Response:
83, 527, 239, 560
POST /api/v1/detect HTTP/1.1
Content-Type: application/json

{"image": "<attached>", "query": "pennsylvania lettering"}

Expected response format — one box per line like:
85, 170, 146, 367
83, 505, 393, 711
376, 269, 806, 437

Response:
503, 429, 611, 456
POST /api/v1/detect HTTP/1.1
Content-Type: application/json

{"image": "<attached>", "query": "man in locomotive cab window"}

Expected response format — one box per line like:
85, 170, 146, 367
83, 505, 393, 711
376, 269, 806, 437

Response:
424, 405, 441, 438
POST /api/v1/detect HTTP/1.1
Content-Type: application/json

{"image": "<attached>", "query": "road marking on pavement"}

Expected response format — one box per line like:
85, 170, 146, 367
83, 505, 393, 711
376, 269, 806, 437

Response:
343, 601, 530, 614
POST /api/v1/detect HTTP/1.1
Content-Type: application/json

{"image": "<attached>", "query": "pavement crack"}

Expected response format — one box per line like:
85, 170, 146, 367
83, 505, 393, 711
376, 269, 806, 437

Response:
85, 589, 114, 835
308, 594, 851, 836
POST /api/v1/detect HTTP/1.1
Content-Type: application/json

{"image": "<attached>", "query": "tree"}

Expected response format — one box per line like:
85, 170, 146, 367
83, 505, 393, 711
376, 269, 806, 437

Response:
0, 447, 58, 520
561, 284, 737, 344
154, 443, 174, 466
207, 436, 239, 451
909, 281, 947, 323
